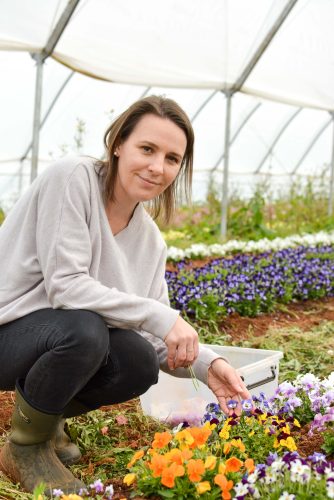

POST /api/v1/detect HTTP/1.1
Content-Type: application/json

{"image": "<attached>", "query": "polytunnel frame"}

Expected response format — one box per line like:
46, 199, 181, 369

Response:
23, 0, 334, 238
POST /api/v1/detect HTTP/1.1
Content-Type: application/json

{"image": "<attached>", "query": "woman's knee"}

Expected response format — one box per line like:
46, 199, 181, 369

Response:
132, 335, 160, 389
54, 309, 109, 364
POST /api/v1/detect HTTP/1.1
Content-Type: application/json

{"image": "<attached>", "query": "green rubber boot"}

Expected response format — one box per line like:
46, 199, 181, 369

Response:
0, 381, 85, 496
53, 419, 82, 466
53, 397, 93, 465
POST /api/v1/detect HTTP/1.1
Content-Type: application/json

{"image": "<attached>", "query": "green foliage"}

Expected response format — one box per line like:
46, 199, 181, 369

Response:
322, 428, 334, 456
159, 175, 334, 246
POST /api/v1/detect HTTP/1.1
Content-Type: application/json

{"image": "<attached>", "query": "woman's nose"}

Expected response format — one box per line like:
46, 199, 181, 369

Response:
148, 156, 164, 174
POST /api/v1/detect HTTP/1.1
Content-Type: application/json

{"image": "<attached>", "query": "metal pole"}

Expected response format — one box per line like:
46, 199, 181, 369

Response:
29, 0, 81, 182
328, 112, 334, 217
21, 71, 74, 162
220, 91, 232, 239
30, 55, 44, 183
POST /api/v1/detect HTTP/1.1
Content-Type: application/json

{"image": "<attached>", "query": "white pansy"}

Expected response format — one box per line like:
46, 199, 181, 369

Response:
271, 458, 285, 472
290, 461, 311, 483
233, 483, 249, 496
278, 492, 296, 500
327, 481, 334, 499
264, 469, 278, 484
167, 230, 334, 261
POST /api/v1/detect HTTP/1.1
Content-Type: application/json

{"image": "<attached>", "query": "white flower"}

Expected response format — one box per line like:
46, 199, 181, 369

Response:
271, 458, 285, 472
326, 469, 334, 480
279, 492, 296, 500
326, 481, 334, 499
167, 230, 334, 261
264, 469, 278, 484
290, 461, 311, 484
247, 470, 259, 483
233, 483, 249, 496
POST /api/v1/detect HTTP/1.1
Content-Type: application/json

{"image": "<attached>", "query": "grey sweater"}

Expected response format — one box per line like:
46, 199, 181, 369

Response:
0, 156, 220, 383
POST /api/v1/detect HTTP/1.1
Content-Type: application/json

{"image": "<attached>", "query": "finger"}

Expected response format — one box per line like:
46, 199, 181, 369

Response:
175, 344, 188, 368
193, 339, 199, 361
217, 396, 230, 415
167, 344, 177, 370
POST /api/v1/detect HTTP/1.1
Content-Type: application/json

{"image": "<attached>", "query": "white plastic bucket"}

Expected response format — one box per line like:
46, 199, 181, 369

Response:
139, 345, 283, 424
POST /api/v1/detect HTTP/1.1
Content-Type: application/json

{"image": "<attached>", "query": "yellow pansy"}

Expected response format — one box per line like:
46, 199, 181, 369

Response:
230, 438, 245, 453
204, 455, 217, 470
196, 481, 211, 494
280, 436, 297, 451
123, 473, 136, 486
175, 429, 194, 447
218, 462, 226, 474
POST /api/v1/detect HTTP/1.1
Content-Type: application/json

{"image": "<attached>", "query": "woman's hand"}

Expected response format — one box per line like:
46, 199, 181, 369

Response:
164, 316, 199, 370
207, 358, 251, 415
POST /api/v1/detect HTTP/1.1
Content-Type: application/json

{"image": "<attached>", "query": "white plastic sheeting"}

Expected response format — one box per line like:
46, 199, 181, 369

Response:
2, 0, 334, 109
0, 0, 333, 209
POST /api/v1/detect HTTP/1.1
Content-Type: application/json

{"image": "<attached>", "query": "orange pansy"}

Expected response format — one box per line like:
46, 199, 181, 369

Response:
127, 449, 144, 468
214, 474, 233, 499
148, 453, 168, 477
188, 426, 212, 448
152, 431, 173, 449
186, 458, 205, 482
245, 458, 255, 473
161, 462, 185, 488
225, 457, 243, 473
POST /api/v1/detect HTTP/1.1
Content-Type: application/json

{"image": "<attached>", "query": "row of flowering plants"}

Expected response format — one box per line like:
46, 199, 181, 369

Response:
41, 374, 334, 499
122, 373, 334, 499
166, 230, 334, 261
166, 244, 334, 318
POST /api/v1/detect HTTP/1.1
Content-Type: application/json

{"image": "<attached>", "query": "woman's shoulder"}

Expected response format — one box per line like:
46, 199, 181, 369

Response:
139, 206, 167, 249
37, 155, 98, 186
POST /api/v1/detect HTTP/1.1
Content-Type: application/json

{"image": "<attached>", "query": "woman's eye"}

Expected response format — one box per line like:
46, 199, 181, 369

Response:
142, 146, 152, 153
168, 156, 180, 164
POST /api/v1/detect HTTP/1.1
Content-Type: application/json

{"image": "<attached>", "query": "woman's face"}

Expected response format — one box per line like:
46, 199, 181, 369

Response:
114, 113, 187, 207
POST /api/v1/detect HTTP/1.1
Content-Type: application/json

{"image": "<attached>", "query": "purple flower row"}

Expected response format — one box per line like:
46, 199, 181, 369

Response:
166, 244, 334, 318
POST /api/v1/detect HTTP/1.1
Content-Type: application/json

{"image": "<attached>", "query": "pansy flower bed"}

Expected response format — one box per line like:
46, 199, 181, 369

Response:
166, 245, 334, 319
121, 373, 334, 499
31, 372, 334, 499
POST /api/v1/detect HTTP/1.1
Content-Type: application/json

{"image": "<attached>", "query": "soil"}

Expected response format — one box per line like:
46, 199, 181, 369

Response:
1, 296, 334, 498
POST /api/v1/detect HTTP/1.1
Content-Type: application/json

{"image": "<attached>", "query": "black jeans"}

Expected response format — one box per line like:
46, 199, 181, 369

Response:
0, 309, 159, 414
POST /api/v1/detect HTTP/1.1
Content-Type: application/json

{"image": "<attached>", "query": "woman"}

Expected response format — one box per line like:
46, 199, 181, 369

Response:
0, 96, 250, 494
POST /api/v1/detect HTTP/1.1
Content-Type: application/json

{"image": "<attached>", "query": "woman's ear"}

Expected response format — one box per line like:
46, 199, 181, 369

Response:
114, 143, 121, 157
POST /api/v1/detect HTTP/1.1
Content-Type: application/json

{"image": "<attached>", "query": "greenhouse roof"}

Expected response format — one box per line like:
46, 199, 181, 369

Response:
0, 0, 333, 209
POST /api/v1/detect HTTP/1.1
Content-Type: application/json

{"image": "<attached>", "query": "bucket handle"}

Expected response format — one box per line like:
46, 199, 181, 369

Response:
241, 366, 276, 390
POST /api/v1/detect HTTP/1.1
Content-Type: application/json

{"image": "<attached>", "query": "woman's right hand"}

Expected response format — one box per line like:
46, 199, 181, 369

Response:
164, 316, 199, 370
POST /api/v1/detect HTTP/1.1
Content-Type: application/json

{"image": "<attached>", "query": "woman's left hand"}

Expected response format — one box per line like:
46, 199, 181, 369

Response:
207, 358, 251, 415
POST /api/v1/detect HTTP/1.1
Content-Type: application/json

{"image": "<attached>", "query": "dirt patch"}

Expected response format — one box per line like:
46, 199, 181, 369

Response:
220, 297, 334, 341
